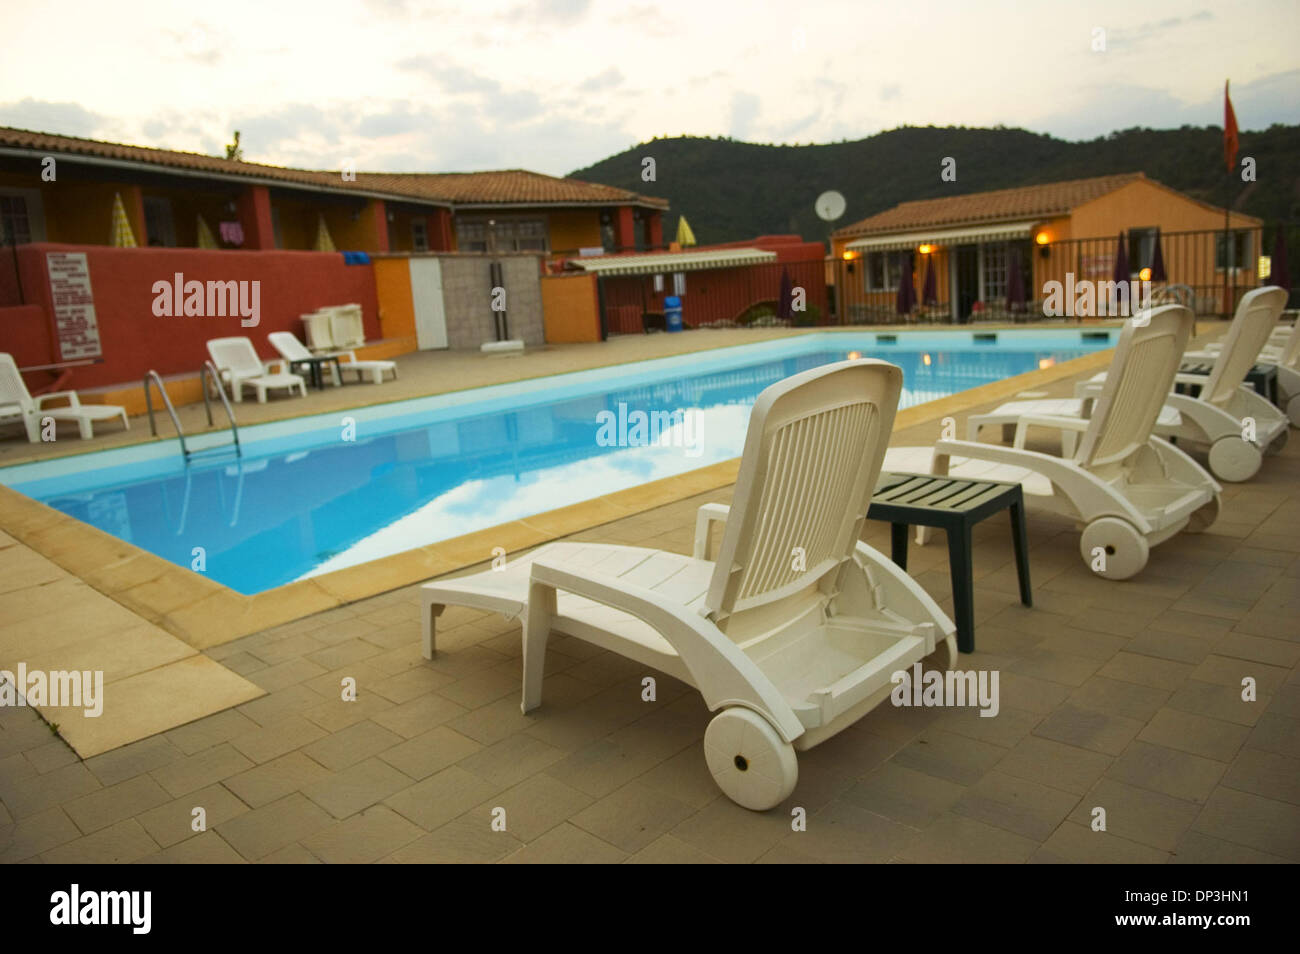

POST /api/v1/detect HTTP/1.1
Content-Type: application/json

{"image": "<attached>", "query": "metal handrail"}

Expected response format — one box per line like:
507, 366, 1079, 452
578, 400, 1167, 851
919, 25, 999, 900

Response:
143, 370, 188, 458
200, 361, 241, 456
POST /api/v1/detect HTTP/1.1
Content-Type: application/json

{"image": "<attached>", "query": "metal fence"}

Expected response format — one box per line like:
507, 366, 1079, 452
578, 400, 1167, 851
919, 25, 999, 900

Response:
828, 225, 1297, 325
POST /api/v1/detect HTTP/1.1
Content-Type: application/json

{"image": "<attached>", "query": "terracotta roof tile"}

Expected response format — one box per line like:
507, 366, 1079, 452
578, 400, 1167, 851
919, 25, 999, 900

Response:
0, 126, 666, 210
834, 173, 1145, 237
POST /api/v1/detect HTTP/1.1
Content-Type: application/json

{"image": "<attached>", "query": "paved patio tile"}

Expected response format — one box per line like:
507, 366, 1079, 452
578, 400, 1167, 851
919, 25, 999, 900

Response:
41, 818, 160, 864
301, 757, 414, 819
1069, 777, 1200, 852
1137, 707, 1251, 762
63, 773, 172, 834
378, 725, 482, 780
224, 751, 333, 808
141, 830, 245, 863
386, 813, 522, 863
841, 762, 966, 828
1031, 820, 1170, 864
150, 743, 253, 798
570, 780, 694, 853
952, 771, 1080, 842
300, 806, 425, 863
216, 792, 334, 860
896, 812, 1038, 863
384, 765, 505, 831
0, 806, 82, 862
135, 783, 250, 848
1190, 787, 1300, 861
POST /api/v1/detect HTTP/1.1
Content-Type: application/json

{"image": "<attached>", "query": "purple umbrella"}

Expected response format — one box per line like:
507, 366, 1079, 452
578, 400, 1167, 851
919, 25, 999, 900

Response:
921, 255, 938, 306
895, 253, 916, 315
1112, 231, 1130, 283
1150, 229, 1167, 282
1272, 227, 1291, 292
776, 267, 793, 320
1007, 247, 1026, 312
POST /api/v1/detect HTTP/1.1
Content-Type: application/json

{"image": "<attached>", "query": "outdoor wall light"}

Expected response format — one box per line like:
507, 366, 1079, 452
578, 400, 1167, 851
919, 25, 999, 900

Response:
1139, 267, 1152, 281
1035, 232, 1049, 245
841, 250, 856, 260
918, 244, 933, 255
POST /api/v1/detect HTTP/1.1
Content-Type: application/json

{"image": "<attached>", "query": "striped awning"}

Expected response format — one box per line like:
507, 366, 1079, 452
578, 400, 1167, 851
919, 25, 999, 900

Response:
845, 220, 1038, 252
571, 247, 776, 276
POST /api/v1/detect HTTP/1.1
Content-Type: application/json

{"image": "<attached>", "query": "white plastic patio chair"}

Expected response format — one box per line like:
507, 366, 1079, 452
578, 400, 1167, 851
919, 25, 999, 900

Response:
0, 353, 129, 442
269, 331, 396, 386
420, 360, 957, 811
206, 337, 306, 404
1074, 286, 1289, 481
328, 304, 366, 351
1186, 307, 1300, 427
885, 305, 1221, 580
302, 311, 337, 353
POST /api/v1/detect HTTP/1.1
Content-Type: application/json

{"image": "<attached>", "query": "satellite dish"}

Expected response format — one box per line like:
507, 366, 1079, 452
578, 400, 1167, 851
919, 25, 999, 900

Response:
815, 190, 846, 222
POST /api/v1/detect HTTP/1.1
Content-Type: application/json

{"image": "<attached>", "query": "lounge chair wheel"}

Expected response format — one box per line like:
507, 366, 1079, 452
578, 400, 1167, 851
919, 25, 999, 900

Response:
703, 707, 797, 811
1207, 436, 1262, 482
1079, 517, 1148, 581
1185, 496, 1220, 534
1265, 429, 1288, 456
1286, 395, 1300, 429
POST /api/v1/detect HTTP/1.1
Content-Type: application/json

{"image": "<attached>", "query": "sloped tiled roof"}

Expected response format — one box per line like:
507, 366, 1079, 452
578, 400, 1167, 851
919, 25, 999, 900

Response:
354, 170, 666, 207
835, 173, 1146, 237
0, 127, 666, 210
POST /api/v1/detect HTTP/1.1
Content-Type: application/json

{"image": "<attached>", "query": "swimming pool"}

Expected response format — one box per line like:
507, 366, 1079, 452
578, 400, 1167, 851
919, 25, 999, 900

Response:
0, 329, 1116, 594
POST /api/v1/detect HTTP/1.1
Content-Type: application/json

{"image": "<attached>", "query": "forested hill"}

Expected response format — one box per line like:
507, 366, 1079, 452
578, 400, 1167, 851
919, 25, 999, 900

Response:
569, 125, 1300, 245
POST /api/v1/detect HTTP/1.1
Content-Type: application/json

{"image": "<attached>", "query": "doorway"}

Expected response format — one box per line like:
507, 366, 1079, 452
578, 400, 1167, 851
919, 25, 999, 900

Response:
410, 258, 448, 349
953, 244, 979, 323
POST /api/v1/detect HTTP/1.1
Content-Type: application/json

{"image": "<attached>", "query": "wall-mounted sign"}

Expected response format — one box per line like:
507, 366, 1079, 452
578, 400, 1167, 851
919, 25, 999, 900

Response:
46, 252, 102, 360
219, 221, 245, 246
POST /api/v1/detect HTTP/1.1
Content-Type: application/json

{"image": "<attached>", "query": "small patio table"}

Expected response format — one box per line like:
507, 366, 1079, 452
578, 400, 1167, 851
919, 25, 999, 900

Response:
287, 355, 343, 390
867, 471, 1032, 654
1176, 360, 1278, 406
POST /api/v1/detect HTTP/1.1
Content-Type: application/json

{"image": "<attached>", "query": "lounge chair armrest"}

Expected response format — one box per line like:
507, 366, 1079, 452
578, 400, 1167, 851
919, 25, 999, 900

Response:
34, 390, 80, 408
262, 359, 288, 375
692, 503, 730, 559
1012, 414, 1090, 449
527, 558, 804, 742
933, 438, 1151, 532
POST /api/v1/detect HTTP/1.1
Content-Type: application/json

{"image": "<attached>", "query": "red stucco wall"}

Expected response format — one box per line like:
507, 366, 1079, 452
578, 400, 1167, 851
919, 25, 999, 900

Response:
0, 243, 379, 392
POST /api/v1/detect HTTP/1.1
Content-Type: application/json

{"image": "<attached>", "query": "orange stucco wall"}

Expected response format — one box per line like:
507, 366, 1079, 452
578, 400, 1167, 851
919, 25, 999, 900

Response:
540, 273, 600, 342
374, 257, 416, 340
547, 210, 603, 254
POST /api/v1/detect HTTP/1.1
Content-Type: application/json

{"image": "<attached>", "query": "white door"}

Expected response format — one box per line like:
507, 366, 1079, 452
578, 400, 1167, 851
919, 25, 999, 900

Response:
410, 258, 448, 349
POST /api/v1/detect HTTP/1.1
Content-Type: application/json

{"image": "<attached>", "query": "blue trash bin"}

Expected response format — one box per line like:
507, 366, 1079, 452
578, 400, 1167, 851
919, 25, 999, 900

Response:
664, 296, 683, 332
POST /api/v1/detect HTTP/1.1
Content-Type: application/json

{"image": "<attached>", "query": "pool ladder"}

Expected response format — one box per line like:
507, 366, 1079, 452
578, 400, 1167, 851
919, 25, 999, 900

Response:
143, 362, 241, 460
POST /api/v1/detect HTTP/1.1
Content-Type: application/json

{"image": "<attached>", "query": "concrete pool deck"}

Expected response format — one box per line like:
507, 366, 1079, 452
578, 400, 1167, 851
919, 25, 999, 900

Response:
2, 322, 1296, 862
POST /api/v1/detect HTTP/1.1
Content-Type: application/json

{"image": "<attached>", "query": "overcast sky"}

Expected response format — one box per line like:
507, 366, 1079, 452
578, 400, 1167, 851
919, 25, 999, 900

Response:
2, 0, 1296, 177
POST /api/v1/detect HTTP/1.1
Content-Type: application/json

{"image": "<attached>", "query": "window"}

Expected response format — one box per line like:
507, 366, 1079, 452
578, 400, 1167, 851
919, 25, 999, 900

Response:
412, 219, 429, 252
456, 219, 488, 252
1216, 231, 1252, 270
981, 243, 1009, 301
865, 251, 905, 291
0, 195, 32, 245
143, 196, 176, 247
457, 217, 548, 253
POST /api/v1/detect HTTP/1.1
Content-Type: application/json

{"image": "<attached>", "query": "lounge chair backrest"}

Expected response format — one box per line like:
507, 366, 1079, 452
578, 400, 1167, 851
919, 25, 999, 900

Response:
0, 353, 34, 409
705, 360, 901, 628
303, 311, 335, 351
207, 337, 263, 376
329, 304, 365, 350
1075, 305, 1193, 471
268, 331, 312, 362
1273, 311, 1300, 370
1200, 286, 1288, 408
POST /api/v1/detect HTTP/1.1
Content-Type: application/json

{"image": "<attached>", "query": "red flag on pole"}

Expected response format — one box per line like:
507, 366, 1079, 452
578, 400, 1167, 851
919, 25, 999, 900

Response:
1224, 80, 1239, 173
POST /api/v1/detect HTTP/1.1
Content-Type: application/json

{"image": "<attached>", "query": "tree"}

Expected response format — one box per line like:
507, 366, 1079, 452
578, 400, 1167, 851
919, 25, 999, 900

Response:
225, 131, 243, 161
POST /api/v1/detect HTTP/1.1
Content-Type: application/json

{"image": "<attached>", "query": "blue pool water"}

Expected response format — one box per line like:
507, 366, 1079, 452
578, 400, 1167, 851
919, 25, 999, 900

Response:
0, 329, 1116, 594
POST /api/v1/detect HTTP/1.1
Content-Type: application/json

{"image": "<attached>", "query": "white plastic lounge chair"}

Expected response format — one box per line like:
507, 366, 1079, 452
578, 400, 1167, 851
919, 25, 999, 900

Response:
1073, 286, 1289, 481
206, 337, 307, 404
268, 331, 396, 386
302, 311, 337, 353
328, 304, 366, 351
0, 352, 129, 442
885, 305, 1221, 580
1187, 307, 1300, 427
420, 360, 957, 811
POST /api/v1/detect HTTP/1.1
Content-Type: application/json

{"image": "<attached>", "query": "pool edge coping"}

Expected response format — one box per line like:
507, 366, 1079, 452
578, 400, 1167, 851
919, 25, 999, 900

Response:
0, 346, 1118, 651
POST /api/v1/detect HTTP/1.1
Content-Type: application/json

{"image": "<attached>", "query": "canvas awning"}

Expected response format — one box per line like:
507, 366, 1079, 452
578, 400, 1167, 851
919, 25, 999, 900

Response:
845, 220, 1038, 252
571, 247, 777, 276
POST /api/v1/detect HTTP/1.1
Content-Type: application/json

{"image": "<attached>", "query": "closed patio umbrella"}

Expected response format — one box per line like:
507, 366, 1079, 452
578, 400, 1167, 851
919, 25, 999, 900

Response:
776, 267, 793, 319
196, 215, 219, 249
895, 253, 916, 316
675, 215, 696, 248
110, 192, 137, 247
1272, 227, 1291, 292
314, 213, 336, 253
1007, 247, 1026, 312
921, 255, 938, 306
1150, 229, 1167, 282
